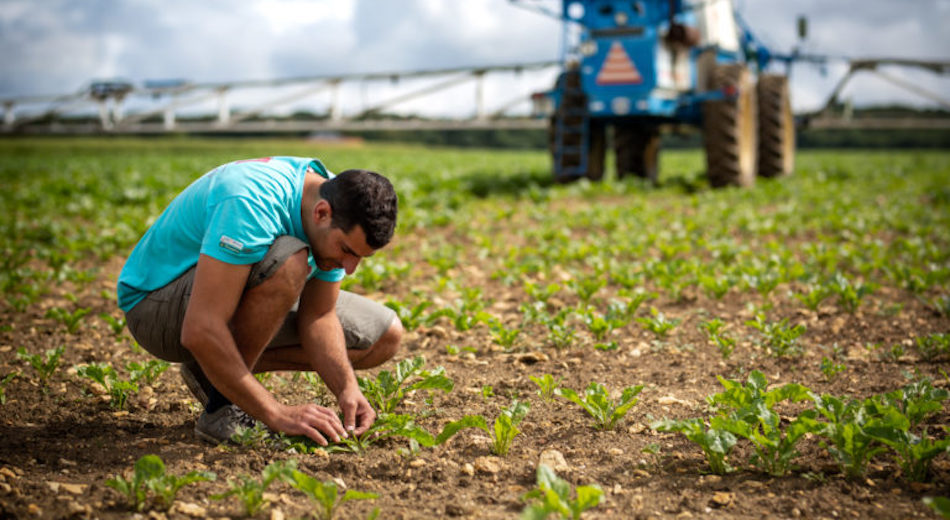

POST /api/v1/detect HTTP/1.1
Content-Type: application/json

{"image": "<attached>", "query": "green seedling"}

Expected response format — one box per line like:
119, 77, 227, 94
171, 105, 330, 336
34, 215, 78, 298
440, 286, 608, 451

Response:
830, 272, 876, 313
820, 357, 846, 381
794, 284, 832, 311
0, 372, 19, 404
530, 374, 562, 401
701, 318, 736, 359
16, 345, 64, 387
230, 423, 271, 447
357, 356, 453, 414
106, 454, 216, 512
486, 399, 530, 456
924, 496, 950, 519
880, 377, 949, 428
636, 307, 679, 339
524, 281, 561, 304
866, 417, 950, 482
916, 333, 950, 361
808, 393, 887, 479
489, 319, 522, 350
521, 464, 604, 520
384, 299, 431, 331
651, 417, 737, 475
44, 305, 91, 334
76, 362, 138, 410
745, 314, 806, 358
212, 460, 297, 516
556, 382, 643, 431
287, 469, 377, 520
707, 371, 817, 476
569, 276, 606, 305
126, 359, 170, 385
99, 313, 127, 336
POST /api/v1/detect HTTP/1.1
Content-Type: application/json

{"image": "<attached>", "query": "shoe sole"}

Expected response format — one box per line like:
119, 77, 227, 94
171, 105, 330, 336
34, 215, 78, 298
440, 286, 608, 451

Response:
180, 364, 210, 406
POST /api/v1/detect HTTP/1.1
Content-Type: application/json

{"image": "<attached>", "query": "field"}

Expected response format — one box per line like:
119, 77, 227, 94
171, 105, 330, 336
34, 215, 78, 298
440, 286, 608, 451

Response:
1, 138, 948, 519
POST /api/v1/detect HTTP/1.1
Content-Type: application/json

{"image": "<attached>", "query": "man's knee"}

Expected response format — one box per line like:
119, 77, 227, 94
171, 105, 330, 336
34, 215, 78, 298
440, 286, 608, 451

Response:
256, 248, 309, 300
373, 317, 403, 361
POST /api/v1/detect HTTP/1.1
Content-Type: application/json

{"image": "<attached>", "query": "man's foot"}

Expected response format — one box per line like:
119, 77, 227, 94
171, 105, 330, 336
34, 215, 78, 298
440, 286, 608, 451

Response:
180, 362, 213, 407
194, 404, 261, 444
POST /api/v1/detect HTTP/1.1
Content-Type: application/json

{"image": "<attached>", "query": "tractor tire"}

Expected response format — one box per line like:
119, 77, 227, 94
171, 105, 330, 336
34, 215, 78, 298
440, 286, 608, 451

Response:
702, 64, 757, 188
756, 74, 795, 177
614, 124, 660, 182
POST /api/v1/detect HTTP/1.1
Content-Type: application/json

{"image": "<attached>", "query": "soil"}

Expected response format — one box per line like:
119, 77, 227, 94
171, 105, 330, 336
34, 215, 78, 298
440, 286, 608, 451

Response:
1, 226, 948, 520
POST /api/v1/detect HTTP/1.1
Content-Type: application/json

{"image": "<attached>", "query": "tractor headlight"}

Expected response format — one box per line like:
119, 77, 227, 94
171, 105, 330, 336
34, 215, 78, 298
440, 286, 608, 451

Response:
580, 41, 597, 56
615, 11, 628, 26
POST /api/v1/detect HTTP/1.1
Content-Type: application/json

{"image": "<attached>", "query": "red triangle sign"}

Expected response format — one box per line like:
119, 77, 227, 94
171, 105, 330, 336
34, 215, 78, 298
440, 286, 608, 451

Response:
596, 41, 643, 85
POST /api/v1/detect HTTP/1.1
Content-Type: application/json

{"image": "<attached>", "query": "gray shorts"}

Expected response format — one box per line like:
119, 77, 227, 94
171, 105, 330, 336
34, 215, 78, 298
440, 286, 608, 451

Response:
125, 236, 396, 363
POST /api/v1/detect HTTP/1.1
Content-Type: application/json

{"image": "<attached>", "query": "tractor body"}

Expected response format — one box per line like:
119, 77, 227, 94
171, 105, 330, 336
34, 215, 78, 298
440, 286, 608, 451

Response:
528, 0, 795, 186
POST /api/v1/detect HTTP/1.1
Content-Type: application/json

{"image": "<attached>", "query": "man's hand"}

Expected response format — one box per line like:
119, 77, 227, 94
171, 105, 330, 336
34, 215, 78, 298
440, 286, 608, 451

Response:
338, 386, 376, 436
267, 403, 348, 446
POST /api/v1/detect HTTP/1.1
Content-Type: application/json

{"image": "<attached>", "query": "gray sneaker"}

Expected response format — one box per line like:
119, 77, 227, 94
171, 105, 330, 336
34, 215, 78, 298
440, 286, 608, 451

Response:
194, 404, 261, 444
180, 362, 212, 406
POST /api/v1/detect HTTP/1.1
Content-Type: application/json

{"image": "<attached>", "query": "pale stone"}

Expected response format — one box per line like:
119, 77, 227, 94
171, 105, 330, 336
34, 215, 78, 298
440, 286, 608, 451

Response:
473, 456, 502, 474
461, 463, 475, 476
173, 502, 206, 517
538, 449, 569, 472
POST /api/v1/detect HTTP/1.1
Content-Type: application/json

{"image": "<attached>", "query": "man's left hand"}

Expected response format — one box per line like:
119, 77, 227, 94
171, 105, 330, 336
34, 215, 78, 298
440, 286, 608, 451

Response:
338, 386, 376, 436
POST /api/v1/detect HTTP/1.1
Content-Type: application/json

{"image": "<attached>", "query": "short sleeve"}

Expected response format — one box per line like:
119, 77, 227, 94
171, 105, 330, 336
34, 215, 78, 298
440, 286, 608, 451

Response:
200, 197, 278, 265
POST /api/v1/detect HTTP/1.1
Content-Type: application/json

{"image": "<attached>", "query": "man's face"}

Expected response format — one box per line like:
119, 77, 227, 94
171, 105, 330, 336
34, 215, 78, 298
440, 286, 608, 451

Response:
313, 223, 374, 275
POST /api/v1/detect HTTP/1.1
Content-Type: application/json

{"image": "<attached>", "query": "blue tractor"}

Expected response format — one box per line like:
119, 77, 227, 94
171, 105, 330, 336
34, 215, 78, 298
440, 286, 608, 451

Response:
521, 0, 796, 187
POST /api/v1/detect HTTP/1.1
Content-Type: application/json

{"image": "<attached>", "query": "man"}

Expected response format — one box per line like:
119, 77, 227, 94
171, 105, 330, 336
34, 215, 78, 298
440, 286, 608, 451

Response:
117, 156, 402, 446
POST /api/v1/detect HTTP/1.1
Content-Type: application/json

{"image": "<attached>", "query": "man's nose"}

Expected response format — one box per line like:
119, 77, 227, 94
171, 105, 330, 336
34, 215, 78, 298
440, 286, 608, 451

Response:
343, 256, 360, 274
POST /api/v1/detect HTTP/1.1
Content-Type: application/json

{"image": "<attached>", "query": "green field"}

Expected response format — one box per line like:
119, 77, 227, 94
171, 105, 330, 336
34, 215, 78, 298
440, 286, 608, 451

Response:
1, 138, 948, 519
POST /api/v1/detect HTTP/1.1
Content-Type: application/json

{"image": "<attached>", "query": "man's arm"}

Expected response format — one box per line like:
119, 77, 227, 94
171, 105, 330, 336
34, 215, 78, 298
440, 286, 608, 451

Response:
297, 277, 376, 435
180, 254, 346, 445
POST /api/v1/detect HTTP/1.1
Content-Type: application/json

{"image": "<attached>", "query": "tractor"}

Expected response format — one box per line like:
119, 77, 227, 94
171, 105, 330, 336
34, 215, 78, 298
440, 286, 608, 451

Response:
520, 0, 797, 187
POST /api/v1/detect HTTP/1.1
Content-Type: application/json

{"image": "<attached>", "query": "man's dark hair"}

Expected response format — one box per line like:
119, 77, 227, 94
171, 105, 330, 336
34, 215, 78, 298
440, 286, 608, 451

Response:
319, 169, 398, 249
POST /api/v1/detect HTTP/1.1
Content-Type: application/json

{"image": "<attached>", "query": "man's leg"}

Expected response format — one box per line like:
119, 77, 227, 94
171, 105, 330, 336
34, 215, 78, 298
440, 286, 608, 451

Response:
253, 315, 402, 372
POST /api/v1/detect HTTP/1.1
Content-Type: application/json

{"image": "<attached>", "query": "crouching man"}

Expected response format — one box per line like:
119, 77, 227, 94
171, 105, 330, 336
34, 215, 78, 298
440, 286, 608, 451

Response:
117, 156, 402, 445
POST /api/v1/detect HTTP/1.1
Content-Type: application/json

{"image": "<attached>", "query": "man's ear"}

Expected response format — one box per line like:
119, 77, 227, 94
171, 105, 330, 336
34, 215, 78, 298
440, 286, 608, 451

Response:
313, 199, 332, 224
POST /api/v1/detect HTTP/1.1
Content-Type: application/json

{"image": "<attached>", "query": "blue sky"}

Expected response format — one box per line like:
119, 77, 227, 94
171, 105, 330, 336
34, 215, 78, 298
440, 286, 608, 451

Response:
2, 0, 948, 115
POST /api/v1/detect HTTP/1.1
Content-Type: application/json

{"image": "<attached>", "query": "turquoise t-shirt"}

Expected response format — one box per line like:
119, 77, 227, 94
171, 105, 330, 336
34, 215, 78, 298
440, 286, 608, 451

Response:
117, 156, 345, 312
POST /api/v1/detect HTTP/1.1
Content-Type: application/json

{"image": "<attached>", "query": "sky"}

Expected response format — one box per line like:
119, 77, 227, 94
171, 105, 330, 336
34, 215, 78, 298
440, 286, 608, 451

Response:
1, 0, 948, 118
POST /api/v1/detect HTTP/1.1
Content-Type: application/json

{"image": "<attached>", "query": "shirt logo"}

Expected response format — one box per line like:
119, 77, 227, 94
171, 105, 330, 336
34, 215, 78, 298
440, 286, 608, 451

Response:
219, 235, 244, 253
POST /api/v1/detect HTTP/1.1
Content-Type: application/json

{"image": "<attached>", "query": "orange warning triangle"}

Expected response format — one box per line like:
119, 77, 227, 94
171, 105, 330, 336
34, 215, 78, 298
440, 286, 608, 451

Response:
596, 41, 643, 85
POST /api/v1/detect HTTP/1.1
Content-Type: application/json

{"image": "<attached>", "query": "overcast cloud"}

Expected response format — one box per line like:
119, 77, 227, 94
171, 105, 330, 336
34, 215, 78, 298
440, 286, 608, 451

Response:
1, 0, 948, 115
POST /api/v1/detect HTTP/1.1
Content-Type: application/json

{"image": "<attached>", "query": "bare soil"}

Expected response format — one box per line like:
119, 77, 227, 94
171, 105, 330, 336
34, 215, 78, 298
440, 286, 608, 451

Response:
1, 239, 948, 520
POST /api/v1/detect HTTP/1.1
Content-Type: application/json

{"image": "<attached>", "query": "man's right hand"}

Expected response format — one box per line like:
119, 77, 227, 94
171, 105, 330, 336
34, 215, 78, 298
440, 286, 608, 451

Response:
267, 402, 348, 446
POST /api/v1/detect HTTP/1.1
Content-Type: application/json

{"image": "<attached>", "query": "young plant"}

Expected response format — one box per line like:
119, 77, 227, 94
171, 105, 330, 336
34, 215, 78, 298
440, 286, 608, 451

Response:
384, 298, 431, 332
530, 373, 562, 402
830, 272, 876, 313
287, 469, 378, 520
793, 283, 832, 311
106, 454, 216, 512
745, 314, 806, 358
213, 460, 297, 516
521, 464, 604, 520
45, 305, 91, 334
651, 417, 737, 475
916, 333, 950, 361
489, 319, 522, 351
126, 359, 170, 385
16, 345, 64, 388
923, 496, 950, 519
700, 318, 736, 359
486, 399, 530, 456
0, 372, 19, 404
357, 356, 453, 414
636, 307, 679, 340
820, 356, 847, 381
865, 415, 950, 482
881, 377, 949, 428
99, 313, 127, 336
808, 393, 887, 479
76, 362, 138, 410
556, 382, 643, 431
706, 371, 817, 476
